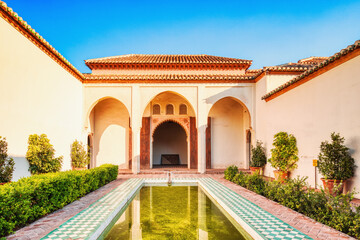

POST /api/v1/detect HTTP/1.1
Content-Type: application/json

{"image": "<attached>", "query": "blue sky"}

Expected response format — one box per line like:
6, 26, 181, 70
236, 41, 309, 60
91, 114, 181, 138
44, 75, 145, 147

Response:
8, 0, 360, 73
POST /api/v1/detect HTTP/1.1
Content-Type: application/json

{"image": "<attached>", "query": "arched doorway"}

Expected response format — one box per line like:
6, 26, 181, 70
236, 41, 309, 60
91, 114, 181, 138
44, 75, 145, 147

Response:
141, 91, 197, 170
88, 98, 130, 169
207, 97, 251, 169
152, 121, 188, 168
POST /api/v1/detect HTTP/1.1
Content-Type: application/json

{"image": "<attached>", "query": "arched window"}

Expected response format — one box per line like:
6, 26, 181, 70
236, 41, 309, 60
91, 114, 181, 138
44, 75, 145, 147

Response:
179, 104, 187, 115
153, 104, 160, 115
166, 104, 174, 115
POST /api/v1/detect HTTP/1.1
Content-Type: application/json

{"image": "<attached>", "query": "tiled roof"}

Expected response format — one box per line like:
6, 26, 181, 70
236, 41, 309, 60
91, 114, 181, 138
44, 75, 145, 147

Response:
83, 73, 256, 83
85, 54, 252, 64
0, 1, 84, 81
298, 56, 328, 65
251, 58, 328, 82
262, 40, 360, 100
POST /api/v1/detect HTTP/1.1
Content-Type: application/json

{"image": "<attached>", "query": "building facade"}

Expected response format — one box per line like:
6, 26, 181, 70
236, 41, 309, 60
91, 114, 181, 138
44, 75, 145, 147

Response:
1, 2, 360, 197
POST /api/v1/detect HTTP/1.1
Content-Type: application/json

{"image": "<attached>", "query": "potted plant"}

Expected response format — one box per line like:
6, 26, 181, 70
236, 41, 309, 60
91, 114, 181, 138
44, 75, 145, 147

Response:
318, 132, 355, 195
71, 140, 90, 170
250, 140, 267, 175
0, 136, 15, 185
269, 132, 299, 182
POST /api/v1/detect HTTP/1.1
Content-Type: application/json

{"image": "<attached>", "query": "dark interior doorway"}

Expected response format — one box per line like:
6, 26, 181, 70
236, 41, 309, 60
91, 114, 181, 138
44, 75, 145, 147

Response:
152, 121, 187, 168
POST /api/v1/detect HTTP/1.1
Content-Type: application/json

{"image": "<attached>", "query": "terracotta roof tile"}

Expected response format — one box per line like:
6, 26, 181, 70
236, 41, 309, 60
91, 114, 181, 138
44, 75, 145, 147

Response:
298, 56, 328, 65
85, 54, 252, 65
262, 40, 360, 100
83, 73, 256, 83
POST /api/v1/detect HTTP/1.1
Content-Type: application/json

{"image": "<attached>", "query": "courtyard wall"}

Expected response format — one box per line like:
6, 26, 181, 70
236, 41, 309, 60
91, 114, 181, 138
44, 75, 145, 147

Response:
256, 54, 360, 197
0, 17, 84, 180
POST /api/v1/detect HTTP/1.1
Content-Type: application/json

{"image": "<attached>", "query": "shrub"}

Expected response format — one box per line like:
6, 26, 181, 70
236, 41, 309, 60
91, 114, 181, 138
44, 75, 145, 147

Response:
26, 134, 63, 174
269, 132, 298, 172
318, 132, 355, 180
71, 140, 90, 168
0, 164, 118, 237
225, 171, 360, 238
224, 165, 238, 181
250, 140, 267, 167
0, 137, 15, 183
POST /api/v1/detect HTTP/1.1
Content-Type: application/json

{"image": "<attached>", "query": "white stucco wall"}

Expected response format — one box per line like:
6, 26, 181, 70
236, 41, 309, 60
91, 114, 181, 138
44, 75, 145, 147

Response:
91, 98, 129, 168
266, 74, 300, 93
255, 55, 360, 197
0, 17, 83, 180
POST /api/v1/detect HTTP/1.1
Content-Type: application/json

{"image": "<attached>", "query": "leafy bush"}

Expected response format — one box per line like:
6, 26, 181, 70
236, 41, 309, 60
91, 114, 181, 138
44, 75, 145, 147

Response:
269, 132, 298, 172
250, 140, 267, 167
225, 171, 360, 238
0, 137, 15, 183
224, 165, 238, 181
26, 134, 63, 174
0, 164, 118, 237
318, 132, 355, 180
71, 140, 90, 168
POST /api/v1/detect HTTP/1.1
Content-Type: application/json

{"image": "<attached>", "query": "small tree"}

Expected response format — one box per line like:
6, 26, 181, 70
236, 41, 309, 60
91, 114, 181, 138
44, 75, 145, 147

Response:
318, 132, 355, 180
26, 134, 63, 174
0, 137, 15, 183
70, 140, 90, 168
269, 132, 299, 172
250, 140, 267, 167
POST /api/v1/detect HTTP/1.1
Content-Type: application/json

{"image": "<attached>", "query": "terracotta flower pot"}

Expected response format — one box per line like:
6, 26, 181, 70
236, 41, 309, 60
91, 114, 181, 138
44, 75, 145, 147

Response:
273, 170, 289, 182
321, 178, 344, 195
0, 182, 10, 186
250, 167, 263, 175
72, 166, 88, 171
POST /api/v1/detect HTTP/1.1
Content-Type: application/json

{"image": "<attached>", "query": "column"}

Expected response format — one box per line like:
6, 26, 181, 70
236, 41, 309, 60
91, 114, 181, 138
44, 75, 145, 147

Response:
197, 86, 207, 173
131, 85, 141, 174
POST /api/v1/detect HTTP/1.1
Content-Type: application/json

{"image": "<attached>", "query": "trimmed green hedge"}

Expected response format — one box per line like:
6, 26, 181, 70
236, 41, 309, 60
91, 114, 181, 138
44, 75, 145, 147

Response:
224, 167, 360, 239
0, 164, 118, 237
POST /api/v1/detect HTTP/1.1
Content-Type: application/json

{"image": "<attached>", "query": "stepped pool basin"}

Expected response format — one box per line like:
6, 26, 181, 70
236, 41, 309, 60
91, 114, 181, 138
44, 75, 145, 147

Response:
102, 186, 251, 240
42, 178, 312, 240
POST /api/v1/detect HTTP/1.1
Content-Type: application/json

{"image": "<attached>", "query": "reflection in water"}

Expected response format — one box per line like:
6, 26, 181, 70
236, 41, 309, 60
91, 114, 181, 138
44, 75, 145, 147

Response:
105, 186, 247, 240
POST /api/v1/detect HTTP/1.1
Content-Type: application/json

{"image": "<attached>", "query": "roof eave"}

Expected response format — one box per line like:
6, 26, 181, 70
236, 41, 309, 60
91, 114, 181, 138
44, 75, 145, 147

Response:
262, 40, 360, 101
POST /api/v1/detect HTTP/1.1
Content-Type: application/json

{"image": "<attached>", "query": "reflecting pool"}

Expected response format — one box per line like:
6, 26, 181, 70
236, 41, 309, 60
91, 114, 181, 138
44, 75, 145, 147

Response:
104, 186, 251, 240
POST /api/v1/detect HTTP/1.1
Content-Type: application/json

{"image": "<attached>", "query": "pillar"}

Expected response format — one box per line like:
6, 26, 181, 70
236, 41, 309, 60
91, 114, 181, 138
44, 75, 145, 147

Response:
197, 86, 208, 173
131, 85, 141, 174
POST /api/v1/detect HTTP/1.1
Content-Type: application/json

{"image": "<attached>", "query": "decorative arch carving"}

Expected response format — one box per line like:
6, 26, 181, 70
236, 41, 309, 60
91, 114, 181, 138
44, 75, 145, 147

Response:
151, 117, 190, 139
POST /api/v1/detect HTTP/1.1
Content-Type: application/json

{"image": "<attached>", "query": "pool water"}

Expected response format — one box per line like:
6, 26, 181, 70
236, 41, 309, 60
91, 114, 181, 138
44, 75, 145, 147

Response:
104, 186, 250, 240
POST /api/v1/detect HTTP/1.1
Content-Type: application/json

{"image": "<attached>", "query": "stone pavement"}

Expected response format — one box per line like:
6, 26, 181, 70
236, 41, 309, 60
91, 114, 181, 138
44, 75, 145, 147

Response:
7, 173, 355, 240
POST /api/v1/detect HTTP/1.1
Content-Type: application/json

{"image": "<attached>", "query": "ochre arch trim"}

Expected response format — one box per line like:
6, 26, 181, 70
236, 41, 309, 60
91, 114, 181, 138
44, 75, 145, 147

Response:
151, 118, 190, 138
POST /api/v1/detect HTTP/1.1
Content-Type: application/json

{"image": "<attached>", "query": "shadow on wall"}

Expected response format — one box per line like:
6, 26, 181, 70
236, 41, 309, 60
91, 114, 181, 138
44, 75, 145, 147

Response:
204, 87, 252, 169
90, 98, 130, 168
345, 136, 359, 192
10, 156, 31, 181
204, 87, 250, 110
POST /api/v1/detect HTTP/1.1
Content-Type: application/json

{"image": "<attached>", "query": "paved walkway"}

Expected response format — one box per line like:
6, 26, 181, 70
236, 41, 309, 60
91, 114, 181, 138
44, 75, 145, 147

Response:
7, 174, 355, 240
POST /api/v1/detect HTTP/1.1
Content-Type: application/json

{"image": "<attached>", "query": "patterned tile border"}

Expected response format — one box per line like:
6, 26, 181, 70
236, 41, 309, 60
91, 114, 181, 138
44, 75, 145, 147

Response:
199, 178, 312, 240
40, 177, 314, 240
41, 178, 144, 240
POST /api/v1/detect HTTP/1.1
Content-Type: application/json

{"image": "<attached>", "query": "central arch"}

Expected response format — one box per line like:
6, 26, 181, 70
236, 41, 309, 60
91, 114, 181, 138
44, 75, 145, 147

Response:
140, 91, 198, 170
152, 121, 188, 168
